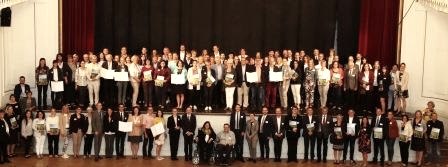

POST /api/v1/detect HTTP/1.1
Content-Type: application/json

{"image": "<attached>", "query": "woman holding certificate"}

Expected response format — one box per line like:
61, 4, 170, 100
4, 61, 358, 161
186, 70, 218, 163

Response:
172, 61, 187, 109
35, 58, 49, 110
187, 60, 202, 111
75, 61, 89, 108
395, 63, 409, 115
196, 121, 216, 163
410, 110, 426, 167
33, 111, 46, 159
317, 60, 330, 108
128, 107, 143, 159
330, 114, 345, 164
46, 108, 60, 157
223, 59, 236, 111
141, 59, 155, 107
128, 55, 142, 107
69, 106, 88, 158
304, 59, 317, 108
290, 60, 303, 108
398, 115, 412, 167
154, 61, 171, 109
358, 64, 374, 114
154, 110, 166, 160
4, 106, 18, 158
116, 57, 130, 105
328, 61, 344, 109
202, 62, 216, 112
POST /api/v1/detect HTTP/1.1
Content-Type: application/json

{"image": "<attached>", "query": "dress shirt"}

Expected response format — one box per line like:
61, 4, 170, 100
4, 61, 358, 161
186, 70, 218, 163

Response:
217, 131, 236, 145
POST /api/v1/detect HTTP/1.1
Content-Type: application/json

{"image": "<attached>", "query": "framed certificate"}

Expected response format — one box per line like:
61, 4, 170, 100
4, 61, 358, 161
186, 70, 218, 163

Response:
374, 127, 383, 139
430, 128, 440, 139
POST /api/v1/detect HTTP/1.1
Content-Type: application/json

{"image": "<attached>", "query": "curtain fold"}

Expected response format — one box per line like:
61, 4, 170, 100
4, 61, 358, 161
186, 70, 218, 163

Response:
62, 0, 95, 54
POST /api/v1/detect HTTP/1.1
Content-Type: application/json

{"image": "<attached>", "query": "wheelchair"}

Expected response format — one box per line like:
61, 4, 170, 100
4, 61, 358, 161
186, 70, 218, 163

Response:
192, 139, 218, 165
212, 141, 236, 166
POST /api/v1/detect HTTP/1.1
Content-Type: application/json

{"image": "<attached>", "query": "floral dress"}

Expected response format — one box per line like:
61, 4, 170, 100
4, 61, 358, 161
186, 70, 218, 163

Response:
358, 126, 371, 153
304, 67, 317, 107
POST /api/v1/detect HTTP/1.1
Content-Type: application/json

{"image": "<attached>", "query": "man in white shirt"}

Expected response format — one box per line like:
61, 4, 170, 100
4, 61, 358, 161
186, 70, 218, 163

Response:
86, 55, 101, 106
216, 124, 235, 165
343, 109, 360, 164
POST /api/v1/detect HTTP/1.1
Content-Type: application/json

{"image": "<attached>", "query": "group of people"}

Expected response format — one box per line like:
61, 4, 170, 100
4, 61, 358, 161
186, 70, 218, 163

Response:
22, 45, 409, 116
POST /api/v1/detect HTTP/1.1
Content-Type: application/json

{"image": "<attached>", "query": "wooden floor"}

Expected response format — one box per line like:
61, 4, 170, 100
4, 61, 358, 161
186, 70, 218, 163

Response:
2, 156, 437, 167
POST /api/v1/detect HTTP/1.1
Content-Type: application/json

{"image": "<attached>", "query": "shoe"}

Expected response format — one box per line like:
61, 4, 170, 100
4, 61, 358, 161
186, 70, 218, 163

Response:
317, 159, 321, 163
323, 159, 327, 163
240, 158, 245, 162
62, 154, 70, 159
25, 154, 31, 158
157, 157, 164, 161
351, 160, 357, 164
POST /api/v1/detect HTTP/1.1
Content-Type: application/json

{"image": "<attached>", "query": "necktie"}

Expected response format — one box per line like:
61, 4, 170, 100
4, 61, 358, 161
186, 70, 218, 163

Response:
376, 116, 380, 127
322, 115, 326, 125
120, 113, 123, 120
188, 115, 190, 121
260, 116, 265, 131
236, 112, 239, 129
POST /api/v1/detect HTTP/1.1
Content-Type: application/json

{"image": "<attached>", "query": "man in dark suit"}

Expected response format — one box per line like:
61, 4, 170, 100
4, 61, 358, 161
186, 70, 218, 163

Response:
258, 106, 273, 161
285, 106, 301, 162
370, 108, 388, 165
229, 104, 246, 162
316, 107, 333, 163
342, 109, 360, 164
235, 58, 249, 109
182, 107, 196, 161
303, 107, 318, 161
212, 58, 225, 109
167, 108, 182, 160
273, 107, 285, 162
101, 54, 118, 108
344, 62, 359, 110
91, 102, 105, 161
13, 76, 31, 101
0, 109, 11, 164
115, 103, 128, 159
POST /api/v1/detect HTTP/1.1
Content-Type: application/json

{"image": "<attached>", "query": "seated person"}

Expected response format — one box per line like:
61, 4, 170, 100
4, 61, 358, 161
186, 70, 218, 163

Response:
197, 121, 216, 163
216, 123, 236, 164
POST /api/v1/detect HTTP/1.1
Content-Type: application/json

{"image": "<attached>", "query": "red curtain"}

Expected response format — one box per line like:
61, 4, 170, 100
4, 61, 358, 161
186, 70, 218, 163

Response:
358, 0, 399, 67
62, 0, 95, 54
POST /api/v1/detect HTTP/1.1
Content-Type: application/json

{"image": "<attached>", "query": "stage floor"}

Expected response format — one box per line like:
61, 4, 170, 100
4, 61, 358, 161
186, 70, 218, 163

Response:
4, 156, 422, 167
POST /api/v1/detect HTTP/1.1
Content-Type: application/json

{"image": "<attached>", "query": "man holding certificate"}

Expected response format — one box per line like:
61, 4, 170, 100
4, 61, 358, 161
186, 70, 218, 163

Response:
316, 107, 333, 163
100, 54, 118, 108
285, 106, 301, 162
342, 109, 360, 164
425, 113, 444, 164
302, 107, 318, 161
370, 108, 388, 166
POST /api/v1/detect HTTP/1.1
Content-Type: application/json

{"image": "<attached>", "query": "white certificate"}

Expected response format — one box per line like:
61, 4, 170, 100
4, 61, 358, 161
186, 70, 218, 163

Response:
208, 75, 216, 83
143, 70, 152, 81
156, 76, 165, 81
101, 69, 115, 79
269, 71, 283, 82
118, 121, 133, 132
225, 74, 234, 79
150, 122, 165, 137
347, 123, 356, 135
114, 72, 129, 81
374, 127, 383, 139
171, 74, 186, 84
306, 123, 314, 129
430, 128, 440, 139
246, 72, 258, 83
50, 81, 64, 92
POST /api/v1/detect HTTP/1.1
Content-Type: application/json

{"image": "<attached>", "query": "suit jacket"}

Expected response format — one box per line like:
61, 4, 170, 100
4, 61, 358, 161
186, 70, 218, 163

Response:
273, 116, 286, 139
245, 120, 259, 140
167, 115, 182, 134
92, 110, 105, 133
181, 114, 197, 136
371, 114, 389, 139
342, 116, 361, 138
69, 114, 88, 134
116, 111, 129, 122
48, 67, 64, 82
230, 111, 246, 131
426, 120, 445, 142
211, 64, 225, 80
284, 114, 301, 138
235, 64, 248, 87
14, 84, 31, 100
201, 67, 217, 86
302, 115, 319, 137
317, 115, 333, 138
103, 114, 118, 133
0, 119, 10, 143
344, 68, 359, 91
101, 61, 119, 71
358, 70, 374, 91
258, 115, 274, 137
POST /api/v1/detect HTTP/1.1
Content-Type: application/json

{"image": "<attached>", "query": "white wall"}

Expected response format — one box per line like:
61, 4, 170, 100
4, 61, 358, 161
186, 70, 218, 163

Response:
0, 0, 58, 106
401, 0, 448, 137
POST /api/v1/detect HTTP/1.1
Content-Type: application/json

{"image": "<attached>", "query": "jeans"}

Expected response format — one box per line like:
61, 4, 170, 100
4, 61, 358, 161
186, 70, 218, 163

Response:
37, 85, 48, 109
250, 85, 264, 110
386, 138, 396, 161
77, 86, 88, 107
143, 129, 154, 157
23, 136, 33, 155
142, 81, 154, 106
155, 86, 167, 106
387, 85, 396, 110
117, 81, 128, 105
203, 86, 214, 107
343, 136, 356, 161
399, 141, 410, 165
427, 141, 440, 163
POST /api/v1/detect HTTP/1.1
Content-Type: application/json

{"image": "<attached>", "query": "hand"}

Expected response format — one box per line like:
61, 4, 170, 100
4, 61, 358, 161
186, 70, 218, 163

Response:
75, 85, 78, 90
241, 132, 245, 136
95, 131, 99, 135
175, 126, 180, 130
293, 128, 297, 132
308, 131, 312, 136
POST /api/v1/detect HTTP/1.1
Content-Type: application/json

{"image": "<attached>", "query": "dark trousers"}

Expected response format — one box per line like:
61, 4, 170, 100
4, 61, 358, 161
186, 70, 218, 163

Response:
184, 135, 194, 159
273, 136, 284, 159
77, 86, 88, 107
47, 134, 59, 155
37, 85, 48, 109
265, 83, 277, 108
155, 86, 167, 106
213, 80, 225, 108
104, 134, 115, 158
142, 81, 154, 106
304, 135, 316, 160
188, 89, 200, 107
345, 90, 357, 110
386, 138, 395, 161
328, 85, 342, 108
64, 82, 76, 104
0, 142, 8, 162
102, 79, 116, 108
399, 141, 410, 165
203, 86, 213, 107
94, 133, 103, 157
258, 133, 270, 159
51, 91, 63, 109
169, 130, 180, 158
142, 129, 154, 157
233, 129, 244, 159
343, 136, 356, 160
360, 91, 372, 113
199, 142, 214, 162
23, 136, 33, 155
83, 134, 94, 156
372, 139, 385, 162
216, 144, 232, 164
115, 132, 126, 157
250, 85, 264, 111
287, 136, 299, 161
316, 136, 328, 160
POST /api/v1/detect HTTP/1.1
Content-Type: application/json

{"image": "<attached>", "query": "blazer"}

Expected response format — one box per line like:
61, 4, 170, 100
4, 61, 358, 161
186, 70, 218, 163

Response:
258, 114, 274, 137
181, 114, 197, 136
103, 114, 118, 133
273, 116, 286, 139
59, 113, 71, 135
229, 111, 246, 131
69, 114, 88, 134
48, 67, 64, 82
387, 118, 399, 139
290, 66, 304, 85
400, 121, 413, 142
284, 114, 301, 138
154, 67, 171, 87
394, 71, 409, 90
0, 119, 10, 143
245, 120, 259, 140
302, 115, 319, 137
342, 116, 361, 137
426, 119, 445, 142
344, 68, 359, 91
13, 84, 31, 100
167, 115, 182, 134
317, 115, 334, 138
235, 64, 248, 87
101, 61, 119, 71
371, 114, 389, 139
116, 111, 129, 122
197, 128, 216, 146
91, 110, 105, 133
358, 70, 374, 91
201, 67, 217, 86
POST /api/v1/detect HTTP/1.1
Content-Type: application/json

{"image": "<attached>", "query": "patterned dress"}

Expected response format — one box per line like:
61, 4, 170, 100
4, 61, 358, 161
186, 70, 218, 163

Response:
304, 67, 317, 107
358, 126, 371, 153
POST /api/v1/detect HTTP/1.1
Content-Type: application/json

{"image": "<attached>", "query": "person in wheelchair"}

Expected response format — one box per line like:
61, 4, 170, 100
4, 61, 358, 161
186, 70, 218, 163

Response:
216, 123, 236, 165
196, 121, 216, 163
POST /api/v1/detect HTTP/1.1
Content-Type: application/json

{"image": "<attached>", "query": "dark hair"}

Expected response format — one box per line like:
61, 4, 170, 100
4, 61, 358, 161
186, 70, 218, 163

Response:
202, 121, 214, 132
36, 110, 46, 119
402, 115, 409, 122
361, 116, 370, 127
156, 110, 163, 118
24, 110, 34, 125
19, 76, 25, 79
38, 58, 47, 68
132, 106, 140, 115
0, 109, 4, 113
